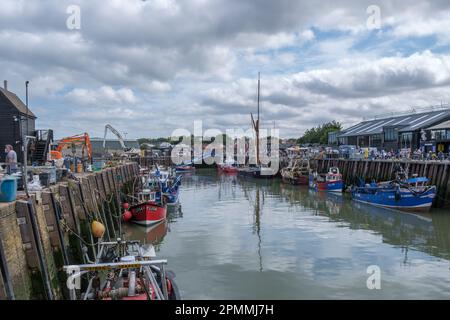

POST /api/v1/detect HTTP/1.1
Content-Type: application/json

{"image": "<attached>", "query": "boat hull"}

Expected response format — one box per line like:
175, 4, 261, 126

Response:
218, 164, 238, 174
175, 165, 195, 173
282, 175, 308, 185
237, 167, 277, 179
164, 191, 179, 205
309, 175, 343, 192
351, 187, 436, 212
130, 202, 167, 226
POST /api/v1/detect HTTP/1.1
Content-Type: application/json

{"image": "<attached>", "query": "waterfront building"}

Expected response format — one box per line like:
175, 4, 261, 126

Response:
331, 106, 450, 152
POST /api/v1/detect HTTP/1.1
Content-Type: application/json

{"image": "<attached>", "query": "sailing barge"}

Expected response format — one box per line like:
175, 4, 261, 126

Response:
237, 72, 278, 179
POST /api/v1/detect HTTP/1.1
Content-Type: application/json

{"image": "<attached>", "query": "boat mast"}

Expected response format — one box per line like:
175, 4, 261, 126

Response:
257, 72, 260, 124
250, 72, 261, 166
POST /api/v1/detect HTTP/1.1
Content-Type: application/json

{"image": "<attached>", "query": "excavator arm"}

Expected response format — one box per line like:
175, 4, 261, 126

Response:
52, 133, 92, 160
103, 124, 127, 150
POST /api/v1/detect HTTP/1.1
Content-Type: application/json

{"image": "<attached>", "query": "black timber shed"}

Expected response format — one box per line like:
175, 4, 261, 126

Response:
0, 86, 36, 163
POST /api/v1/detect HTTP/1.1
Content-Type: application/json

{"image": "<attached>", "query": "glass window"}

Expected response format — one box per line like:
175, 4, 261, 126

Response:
384, 128, 397, 142
432, 130, 447, 140
338, 137, 348, 145
370, 134, 382, 147
400, 132, 413, 145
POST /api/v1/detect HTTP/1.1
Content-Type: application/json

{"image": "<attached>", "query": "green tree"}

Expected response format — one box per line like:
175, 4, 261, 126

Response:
297, 121, 342, 145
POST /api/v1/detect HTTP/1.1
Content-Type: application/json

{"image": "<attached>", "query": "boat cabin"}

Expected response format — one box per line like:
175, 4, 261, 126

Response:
325, 167, 342, 181
137, 190, 157, 203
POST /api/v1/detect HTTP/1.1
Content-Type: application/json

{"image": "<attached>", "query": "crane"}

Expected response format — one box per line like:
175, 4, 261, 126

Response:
103, 124, 129, 151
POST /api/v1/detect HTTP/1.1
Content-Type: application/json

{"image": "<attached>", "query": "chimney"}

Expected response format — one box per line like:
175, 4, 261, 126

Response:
3, 80, 7, 91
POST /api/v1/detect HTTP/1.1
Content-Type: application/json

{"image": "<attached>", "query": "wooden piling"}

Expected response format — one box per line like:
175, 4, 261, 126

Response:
0, 163, 141, 299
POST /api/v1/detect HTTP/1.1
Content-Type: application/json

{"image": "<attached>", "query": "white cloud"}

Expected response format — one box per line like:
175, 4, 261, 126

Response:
1, 0, 450, 138
146, 81, 172, 93
300, 29, 315, 41
66, 86, 137, 106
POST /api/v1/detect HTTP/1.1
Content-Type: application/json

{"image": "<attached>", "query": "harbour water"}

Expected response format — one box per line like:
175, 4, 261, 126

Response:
124, 169, 450, 299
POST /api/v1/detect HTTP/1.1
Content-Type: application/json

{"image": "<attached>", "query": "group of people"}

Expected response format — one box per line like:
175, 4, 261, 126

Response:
411, 149, 448, 161
360, 147, 449, 161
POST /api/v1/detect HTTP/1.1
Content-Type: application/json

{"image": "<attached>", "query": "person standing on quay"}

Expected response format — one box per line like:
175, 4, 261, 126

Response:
4, 144, 18, 174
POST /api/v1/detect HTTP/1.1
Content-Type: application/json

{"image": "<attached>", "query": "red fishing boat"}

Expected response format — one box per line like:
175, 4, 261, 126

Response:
309, 167, 344, 193
217, 160, 238, 174
128, 191, 167, 226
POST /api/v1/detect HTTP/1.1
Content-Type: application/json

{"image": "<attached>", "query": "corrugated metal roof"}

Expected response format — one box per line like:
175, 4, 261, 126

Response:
426, 120, 450, 130
0, 87, 36, 118
338, 109, 450, 138
90, 139, 140, 151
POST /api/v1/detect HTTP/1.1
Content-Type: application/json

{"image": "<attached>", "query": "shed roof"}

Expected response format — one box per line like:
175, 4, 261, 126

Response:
90, 138, 140, 151
338, 109, 450, 138
0, 87, 36, 118
426, 120, 450, 130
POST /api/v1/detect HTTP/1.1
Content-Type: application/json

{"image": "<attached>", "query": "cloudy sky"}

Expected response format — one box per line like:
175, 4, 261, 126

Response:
2, 0, 450, 139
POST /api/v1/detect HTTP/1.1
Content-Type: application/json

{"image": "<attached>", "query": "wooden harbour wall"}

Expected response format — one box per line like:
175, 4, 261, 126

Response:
314, 159, 450, 208
0, 163, 139, 300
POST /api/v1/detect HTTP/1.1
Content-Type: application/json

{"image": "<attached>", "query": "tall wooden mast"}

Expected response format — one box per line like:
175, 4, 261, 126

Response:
251, 72, 261, 165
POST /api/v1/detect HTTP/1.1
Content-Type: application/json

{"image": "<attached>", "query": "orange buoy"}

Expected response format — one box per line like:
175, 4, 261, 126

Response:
91, 220, 105, 238
122, 210, 132, 222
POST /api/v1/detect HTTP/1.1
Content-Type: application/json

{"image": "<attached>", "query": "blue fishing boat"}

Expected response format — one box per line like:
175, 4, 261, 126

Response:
309, 167, 343, 193
161, 175, 181, 204
145, 168, 182, 205
351, 167, 436, 212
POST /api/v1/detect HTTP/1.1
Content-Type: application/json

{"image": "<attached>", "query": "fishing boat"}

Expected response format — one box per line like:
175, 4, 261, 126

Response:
161, 174, 181, 205
128, 190, 167, 226
145, 168, 181, 205
351, 167, 436, 212
309, 167, 343, 192
237, 165, 278, 178
64, 240, 181, 300
217, 159, 238, 174
175, 165, 195, 173
281, 157, 310, 185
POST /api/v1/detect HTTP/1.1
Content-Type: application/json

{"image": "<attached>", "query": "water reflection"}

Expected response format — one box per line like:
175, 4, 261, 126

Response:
124, 169, 450, 299
277, 182, 450, 262
253, 188, 263, 272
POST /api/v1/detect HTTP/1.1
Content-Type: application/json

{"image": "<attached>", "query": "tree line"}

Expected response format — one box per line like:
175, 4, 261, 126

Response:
297, 121, 342, 145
